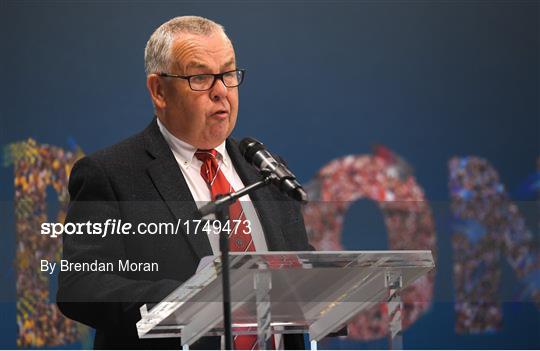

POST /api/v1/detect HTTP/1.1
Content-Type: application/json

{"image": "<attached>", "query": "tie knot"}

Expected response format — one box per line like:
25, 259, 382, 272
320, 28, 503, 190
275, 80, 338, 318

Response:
195, 149, 218, 162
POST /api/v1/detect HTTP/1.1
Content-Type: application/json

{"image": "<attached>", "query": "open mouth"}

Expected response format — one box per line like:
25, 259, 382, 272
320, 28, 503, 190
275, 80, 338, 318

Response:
212, 110, 229, 119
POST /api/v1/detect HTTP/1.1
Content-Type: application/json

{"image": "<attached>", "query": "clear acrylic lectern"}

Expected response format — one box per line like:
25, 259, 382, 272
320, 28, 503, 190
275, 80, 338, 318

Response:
136, 251, 434, 350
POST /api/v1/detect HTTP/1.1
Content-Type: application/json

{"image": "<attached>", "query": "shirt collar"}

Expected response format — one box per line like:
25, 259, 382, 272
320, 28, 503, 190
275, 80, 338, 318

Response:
156, 117, 230, 169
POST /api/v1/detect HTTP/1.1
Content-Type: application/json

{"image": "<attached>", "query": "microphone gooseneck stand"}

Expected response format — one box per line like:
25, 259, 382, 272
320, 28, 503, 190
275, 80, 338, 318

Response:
198, 172, 274, 350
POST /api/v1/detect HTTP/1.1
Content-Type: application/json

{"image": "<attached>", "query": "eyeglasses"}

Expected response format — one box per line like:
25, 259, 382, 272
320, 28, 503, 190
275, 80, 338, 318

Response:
157, 69, 245, 91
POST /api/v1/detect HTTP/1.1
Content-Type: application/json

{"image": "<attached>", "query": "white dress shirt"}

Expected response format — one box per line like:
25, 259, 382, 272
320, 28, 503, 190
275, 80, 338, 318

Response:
156, 118, 268, 254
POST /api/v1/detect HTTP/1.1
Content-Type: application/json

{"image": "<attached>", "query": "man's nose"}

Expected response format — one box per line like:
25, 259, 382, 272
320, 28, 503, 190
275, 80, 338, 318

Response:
210, 78, 228, 101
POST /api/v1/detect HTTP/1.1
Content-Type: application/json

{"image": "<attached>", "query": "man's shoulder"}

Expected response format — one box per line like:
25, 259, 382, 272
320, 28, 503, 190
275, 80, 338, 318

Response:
89, 132, 146, 164
83, 120, 157, 168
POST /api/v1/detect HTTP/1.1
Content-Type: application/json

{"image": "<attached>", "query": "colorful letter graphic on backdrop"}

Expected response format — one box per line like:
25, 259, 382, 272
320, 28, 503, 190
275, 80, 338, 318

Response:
4, 139, 90, 347
449, 156, 540, 333
302, 145, 437, 340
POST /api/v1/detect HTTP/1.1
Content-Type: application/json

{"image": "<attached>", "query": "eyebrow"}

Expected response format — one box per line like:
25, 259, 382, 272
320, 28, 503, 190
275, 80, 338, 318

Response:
185, 57, 236, 73
221, 58, 236, 70
186, 62, 209, 71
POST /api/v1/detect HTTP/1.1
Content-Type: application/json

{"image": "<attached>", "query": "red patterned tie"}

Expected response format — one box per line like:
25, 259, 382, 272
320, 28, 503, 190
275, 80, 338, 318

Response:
195, 149, 260, 350
195, 149, 255, 252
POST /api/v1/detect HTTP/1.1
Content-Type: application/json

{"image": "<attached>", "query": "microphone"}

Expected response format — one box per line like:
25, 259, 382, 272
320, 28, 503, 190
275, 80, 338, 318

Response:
239, 137, 308, 203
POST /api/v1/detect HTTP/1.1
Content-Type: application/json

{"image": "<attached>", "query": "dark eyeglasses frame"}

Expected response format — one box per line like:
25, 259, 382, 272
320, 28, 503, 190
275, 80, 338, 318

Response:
157, 69, 245, 91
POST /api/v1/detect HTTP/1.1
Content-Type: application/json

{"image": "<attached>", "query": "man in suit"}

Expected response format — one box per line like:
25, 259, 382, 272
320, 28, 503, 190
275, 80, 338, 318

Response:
56, 16, 310, 349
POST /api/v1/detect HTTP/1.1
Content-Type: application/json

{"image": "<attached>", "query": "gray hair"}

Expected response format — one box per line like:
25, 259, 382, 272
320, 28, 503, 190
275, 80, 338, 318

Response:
144, 16, 226, 75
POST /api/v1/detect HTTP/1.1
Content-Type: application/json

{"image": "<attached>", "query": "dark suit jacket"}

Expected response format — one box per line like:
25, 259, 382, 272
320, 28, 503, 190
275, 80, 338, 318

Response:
56, 119, 311, 349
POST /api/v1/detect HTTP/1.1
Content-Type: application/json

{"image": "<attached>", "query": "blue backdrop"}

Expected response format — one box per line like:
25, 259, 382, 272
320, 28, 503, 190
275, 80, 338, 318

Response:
1, 1, 538, 349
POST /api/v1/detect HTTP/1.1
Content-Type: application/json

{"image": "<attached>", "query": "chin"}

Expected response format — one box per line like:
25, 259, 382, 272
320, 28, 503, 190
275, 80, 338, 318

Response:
200, 137, 226, 150
206, 129, 231, 146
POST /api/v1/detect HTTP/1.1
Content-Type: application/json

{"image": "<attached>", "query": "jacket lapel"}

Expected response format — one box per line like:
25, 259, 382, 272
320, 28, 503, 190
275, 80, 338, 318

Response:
143, 119, 212, 259
226, 139, 288, 251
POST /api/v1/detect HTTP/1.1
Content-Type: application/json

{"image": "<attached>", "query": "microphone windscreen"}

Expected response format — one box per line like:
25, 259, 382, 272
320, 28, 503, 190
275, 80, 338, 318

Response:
239, 137, 265, 163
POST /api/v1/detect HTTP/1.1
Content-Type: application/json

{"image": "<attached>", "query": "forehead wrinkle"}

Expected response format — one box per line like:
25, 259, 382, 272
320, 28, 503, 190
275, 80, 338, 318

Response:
171, 34, 236, 74
171, 38, 204, 73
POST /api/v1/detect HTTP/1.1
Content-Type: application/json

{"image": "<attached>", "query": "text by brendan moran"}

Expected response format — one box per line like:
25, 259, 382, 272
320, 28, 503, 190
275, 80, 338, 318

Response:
40, 259, 158, 274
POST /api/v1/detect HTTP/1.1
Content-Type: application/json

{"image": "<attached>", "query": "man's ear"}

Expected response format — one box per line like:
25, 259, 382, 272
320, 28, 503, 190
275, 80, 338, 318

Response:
146, 74, 167, 110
